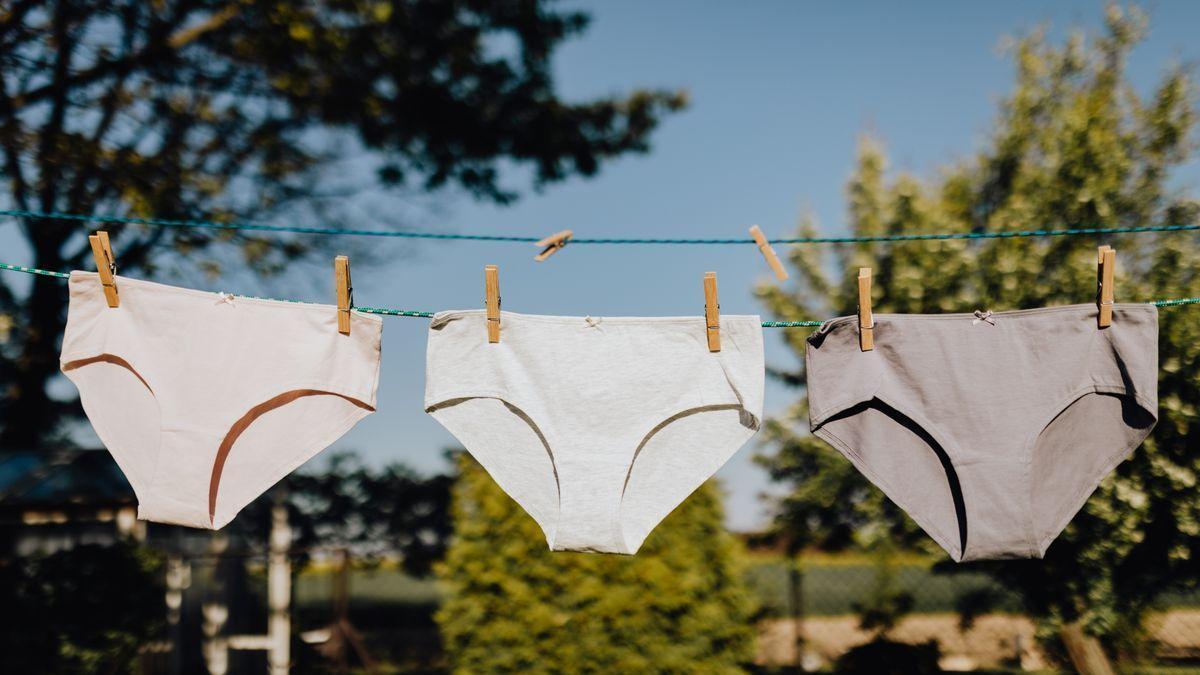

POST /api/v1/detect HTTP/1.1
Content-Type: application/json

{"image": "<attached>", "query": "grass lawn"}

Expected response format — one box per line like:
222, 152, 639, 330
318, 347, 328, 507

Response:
295, 563, 441, 609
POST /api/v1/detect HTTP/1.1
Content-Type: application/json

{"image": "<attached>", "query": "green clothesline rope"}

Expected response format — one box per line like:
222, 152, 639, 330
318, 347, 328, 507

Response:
2, 262, 1197, 326
4, 208, 1200, 245
761, 321, 826, 327
353, 306, 436, 319
0, 262, 69, 278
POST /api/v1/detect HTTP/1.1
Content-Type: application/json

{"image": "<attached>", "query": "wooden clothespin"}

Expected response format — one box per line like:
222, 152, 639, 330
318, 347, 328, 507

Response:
1097, 246, 1116, 328
88, 230, 119, 307
535, 230, 573, 262
485, 264, 501, 343
858, 268, 874, 351
703, 271, 721, 352
749, 225, 789, 281
334, 255, 352, 335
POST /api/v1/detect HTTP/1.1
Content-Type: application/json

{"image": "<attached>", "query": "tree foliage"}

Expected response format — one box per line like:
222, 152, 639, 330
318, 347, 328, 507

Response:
0, 0, 685, 446
0, 542, 164, 672
230, 451, 452, 576
758, 4, 1200, 644
436, 454, 757, 674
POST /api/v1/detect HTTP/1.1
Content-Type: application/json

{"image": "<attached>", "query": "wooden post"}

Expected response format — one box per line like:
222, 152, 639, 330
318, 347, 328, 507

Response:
267, 498, 292, 675
789, 553, 805, 668
1060, 623, 1116, 675
165, 555, 191, 675
333, 549, 350, 672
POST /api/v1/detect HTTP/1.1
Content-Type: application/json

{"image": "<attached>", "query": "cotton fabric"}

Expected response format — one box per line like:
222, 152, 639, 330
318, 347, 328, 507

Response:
425, 310, 764, 554
806, 303, 1158, 561
61, 271, 382, 529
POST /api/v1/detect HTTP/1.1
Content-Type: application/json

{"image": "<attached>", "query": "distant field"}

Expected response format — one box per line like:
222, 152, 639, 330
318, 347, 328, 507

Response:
743, 554, 1200, 617
292, 553, 1200, 619
295, 564, 441, 609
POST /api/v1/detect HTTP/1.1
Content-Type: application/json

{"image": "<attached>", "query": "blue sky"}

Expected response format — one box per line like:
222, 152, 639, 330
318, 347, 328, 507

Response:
8, 1, 1200, 530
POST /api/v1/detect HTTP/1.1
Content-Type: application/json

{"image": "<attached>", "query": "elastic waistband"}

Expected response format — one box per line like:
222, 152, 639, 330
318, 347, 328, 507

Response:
818, 302, 1155, 331
432, 309, 762, 327
70, 270, 384, 324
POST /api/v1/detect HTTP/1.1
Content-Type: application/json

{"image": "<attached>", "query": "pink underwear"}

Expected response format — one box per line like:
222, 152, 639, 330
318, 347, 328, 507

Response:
60, 272, 382, 529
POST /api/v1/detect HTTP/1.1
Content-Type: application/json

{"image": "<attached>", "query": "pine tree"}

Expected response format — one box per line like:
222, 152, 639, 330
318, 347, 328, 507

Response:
758, 4, 1200, 650
436, 454, 757, 674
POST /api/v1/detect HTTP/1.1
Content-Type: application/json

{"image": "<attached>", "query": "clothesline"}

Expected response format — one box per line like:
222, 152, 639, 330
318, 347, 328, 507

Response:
4, 208, 1200, 245
3, 261, 1198, 327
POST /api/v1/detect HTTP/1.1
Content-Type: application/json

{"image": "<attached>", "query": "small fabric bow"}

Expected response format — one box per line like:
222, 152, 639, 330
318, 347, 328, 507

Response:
972, 309, 995, 326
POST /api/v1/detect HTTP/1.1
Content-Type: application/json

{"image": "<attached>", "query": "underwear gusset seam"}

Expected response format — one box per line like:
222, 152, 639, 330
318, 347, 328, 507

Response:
137, 488, 206, 527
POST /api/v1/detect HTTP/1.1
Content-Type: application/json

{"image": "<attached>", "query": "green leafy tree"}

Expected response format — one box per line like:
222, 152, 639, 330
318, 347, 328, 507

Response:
436, 454, 757, 674
233, 451, 453, 575
0, 0, 685, 446
758, 4, 1200, 651
0, 542, 164, 672
853, 542, 915, 638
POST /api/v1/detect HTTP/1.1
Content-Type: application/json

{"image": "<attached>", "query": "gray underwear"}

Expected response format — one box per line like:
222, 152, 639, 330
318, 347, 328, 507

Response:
805, 304, 1158, 561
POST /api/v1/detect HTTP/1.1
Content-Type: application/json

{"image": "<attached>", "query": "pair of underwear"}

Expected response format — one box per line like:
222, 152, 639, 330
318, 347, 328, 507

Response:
61, 272, 1159, 561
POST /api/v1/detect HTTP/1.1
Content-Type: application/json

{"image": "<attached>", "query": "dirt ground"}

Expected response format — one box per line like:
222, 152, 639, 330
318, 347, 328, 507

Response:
757, 609, 1200, 671
1149, 610, 1200, 661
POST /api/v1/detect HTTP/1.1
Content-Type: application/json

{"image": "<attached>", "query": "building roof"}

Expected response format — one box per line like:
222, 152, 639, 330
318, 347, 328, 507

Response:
0, 449, 134, 508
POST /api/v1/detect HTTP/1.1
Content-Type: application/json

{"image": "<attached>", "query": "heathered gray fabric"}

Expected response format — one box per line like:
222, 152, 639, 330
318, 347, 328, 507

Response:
425, 310, 764, 554
806, 303, 1158, 562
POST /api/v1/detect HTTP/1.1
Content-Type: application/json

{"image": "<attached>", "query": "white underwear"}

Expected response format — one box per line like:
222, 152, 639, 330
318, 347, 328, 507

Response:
424, 310, 764, 554
60, 271, 382, 529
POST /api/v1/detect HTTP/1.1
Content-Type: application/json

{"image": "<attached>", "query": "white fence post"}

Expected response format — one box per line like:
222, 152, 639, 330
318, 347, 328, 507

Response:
268, 500, 292, 674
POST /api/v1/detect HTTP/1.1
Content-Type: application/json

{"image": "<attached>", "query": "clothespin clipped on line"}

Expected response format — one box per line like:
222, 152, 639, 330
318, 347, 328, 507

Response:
858, 268, 874, 351
704, 271, 721, 352
485, 264, 501, 343
1097, 245, 1116, 328
88, 231, 119, 307
749, 225, 788, 281
535, 230, 573, 261
335, 255, 352, 335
